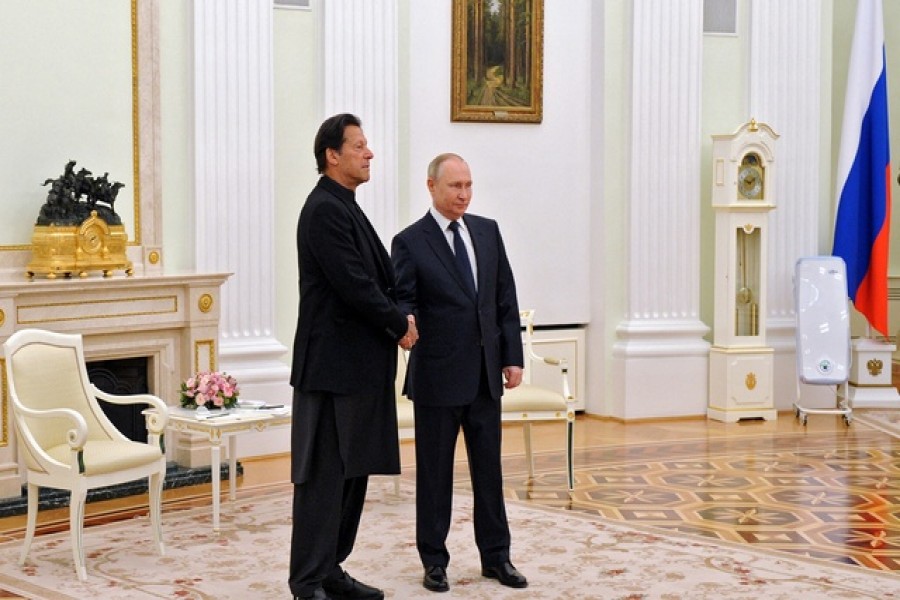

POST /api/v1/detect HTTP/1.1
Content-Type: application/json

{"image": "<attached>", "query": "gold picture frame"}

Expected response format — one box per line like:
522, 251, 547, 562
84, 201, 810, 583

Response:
451, 0, 543, 123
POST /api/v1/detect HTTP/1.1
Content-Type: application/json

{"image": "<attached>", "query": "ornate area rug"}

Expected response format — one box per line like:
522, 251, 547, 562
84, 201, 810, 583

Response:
0, 481, 897, 599
853, 408, 900, 438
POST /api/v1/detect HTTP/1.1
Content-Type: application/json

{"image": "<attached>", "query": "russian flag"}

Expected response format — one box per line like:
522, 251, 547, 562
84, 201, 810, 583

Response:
832, 0, 891, 336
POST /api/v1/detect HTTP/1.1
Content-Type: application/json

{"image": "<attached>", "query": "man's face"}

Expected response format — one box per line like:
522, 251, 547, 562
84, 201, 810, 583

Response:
429, 157, 472, 221
327, 125, 374, 190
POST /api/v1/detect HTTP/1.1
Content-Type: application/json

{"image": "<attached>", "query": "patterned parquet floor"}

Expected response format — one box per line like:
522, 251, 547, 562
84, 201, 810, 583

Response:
468, 413, 900, 575
494, 418, 900, 572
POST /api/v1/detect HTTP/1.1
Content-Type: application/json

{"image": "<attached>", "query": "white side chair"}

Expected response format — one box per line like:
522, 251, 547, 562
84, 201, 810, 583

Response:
2, 328, 168, 581
501, 309, 576, 491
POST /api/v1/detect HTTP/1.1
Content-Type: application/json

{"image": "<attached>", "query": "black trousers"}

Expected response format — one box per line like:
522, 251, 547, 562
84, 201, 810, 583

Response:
289, 392, 368, 597
414, 371, 511, 569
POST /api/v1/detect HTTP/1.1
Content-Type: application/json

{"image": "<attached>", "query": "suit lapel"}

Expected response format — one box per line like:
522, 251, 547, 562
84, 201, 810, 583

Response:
422, 214, 477, 301
461, 215, 484, 297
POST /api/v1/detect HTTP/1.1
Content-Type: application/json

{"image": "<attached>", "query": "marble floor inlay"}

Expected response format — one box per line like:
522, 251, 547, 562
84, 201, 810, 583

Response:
490, 424, 900, 572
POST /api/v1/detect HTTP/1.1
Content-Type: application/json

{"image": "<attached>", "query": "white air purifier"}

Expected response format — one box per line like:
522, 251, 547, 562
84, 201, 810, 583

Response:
793, 256, 852, 425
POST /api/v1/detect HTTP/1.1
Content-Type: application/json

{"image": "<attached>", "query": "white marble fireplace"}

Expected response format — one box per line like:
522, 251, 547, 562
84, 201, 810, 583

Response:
0, 272, 230, 498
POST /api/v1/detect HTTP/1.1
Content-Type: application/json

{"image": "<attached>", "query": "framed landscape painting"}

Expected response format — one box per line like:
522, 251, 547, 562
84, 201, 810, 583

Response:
451, 0, 544, 123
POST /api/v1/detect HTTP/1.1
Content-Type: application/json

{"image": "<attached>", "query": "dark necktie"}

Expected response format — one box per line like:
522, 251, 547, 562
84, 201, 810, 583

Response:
449, 220, 476, 296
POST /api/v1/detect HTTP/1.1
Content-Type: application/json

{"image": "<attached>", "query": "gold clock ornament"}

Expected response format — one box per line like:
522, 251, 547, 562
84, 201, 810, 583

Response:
27, 162, 133, 279
26, 211, 133, 279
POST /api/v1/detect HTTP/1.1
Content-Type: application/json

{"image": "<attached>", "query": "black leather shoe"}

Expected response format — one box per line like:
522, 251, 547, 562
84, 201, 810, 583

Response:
482, 562, 528, 588
293, 588, 331, 600
322, 570, 384, 600
423, 565, 449, 592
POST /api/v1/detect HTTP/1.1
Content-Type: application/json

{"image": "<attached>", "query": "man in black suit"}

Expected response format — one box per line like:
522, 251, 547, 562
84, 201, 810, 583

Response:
391, 153, 528, 593
289, 113, 418, 600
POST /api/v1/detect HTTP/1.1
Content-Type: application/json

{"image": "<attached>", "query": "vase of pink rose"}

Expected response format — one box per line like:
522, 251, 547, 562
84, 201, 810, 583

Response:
180, 371, 240, 410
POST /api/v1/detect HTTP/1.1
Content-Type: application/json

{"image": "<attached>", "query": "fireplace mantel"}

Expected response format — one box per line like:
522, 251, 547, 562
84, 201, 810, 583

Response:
0, 271, 230, 498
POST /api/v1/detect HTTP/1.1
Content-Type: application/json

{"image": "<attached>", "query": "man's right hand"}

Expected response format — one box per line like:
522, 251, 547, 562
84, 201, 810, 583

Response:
399, 314, 418, 350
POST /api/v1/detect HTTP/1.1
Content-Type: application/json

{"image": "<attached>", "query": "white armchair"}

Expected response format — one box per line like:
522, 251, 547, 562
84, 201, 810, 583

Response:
501, 309, 576, 491
2, 329, 168, 581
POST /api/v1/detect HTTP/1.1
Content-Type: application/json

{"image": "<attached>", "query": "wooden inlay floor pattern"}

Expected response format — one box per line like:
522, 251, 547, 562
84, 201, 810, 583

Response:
489, 425, 900, 572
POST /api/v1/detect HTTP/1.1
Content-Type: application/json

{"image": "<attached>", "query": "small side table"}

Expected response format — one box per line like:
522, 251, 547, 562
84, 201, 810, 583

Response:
167, 407, 291, 531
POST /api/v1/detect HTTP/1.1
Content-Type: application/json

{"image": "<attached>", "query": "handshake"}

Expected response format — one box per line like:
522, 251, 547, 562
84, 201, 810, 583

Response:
399, 314, 418, 350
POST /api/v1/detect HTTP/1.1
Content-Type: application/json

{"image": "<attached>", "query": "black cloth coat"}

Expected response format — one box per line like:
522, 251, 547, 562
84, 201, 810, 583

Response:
290, 176, 408, 483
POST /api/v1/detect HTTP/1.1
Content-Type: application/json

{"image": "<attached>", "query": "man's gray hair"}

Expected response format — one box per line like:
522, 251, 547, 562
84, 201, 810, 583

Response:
427, 153, 466, 180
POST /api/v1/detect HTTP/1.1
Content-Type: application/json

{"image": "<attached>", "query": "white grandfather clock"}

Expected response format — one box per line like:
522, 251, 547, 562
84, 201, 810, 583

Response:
708, 119, 779, 422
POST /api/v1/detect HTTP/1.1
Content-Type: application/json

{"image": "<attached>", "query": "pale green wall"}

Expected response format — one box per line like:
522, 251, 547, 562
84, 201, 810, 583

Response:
159, 1, 194, 272
0, 1, 134, 246
599, 0, 628, 415
820, 5, 835, 254
273, 8, 320, 359
884, 2, 900, 276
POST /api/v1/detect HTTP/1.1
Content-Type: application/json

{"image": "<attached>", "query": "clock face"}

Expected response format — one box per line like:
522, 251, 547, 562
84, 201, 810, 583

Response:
80, 223, 104, 253
738, 166, 763, 199
78, 216, 107, 254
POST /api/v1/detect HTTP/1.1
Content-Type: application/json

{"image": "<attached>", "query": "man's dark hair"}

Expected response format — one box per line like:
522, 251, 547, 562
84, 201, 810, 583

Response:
313, 113, 362, 174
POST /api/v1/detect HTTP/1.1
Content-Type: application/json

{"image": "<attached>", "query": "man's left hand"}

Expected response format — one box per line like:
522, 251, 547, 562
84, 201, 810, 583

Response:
503, 366, 523, 389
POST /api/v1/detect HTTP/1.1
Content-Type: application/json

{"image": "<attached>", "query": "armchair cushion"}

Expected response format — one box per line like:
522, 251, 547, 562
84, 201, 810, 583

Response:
502, 383, 567, 413
45, 440, 163, 476
396, 397, 415, 430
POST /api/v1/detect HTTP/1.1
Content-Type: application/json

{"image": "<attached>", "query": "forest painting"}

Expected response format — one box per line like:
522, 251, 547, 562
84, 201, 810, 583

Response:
451, 0, 543, 123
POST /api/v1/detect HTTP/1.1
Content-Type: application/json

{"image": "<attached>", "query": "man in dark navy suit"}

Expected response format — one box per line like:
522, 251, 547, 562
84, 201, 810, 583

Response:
392, 153, 528, 593
289, 113, 417, 600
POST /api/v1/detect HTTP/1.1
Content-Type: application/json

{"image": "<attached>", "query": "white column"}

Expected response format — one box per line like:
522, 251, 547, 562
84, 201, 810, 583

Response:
319, 0, 399, 244
193, 0, 291, 409
611, 0, 709, 419
748, 0, 829, 408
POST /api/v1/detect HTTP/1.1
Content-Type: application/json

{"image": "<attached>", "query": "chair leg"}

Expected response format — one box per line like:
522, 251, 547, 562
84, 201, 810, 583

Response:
149, 468, 165, 555
70, 488, 88, 581
19, 482, 38, 566
566, 419, 575, 491
523, 423, 535, 479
